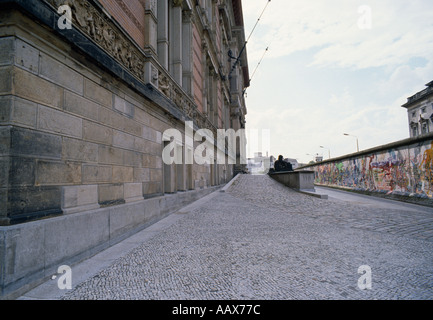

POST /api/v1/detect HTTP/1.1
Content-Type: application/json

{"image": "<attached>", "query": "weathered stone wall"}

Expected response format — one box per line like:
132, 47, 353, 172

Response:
0, 21, 170, 224
0, 7, 236, 226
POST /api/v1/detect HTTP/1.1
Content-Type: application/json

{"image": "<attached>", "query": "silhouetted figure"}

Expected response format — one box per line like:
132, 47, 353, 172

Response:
274, 155, 293, 172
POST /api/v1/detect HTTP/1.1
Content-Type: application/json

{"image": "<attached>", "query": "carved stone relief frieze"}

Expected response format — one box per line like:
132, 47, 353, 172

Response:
46, 0, 145, 82
44, 0, 213, 133
158, 74, 171, 97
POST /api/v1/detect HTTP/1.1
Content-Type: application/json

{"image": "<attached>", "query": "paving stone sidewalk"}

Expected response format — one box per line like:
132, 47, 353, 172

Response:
22, 174, 433, 300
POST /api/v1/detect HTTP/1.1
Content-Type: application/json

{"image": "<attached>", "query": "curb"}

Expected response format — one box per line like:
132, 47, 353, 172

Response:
220, 173, 241, 193
297, 189, 329, 199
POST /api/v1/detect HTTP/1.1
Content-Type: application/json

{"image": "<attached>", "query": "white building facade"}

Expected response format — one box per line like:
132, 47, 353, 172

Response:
402, 81, 433, 138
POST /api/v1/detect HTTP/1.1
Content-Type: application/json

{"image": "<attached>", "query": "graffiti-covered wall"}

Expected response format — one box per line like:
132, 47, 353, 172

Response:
300, 134, 433, 202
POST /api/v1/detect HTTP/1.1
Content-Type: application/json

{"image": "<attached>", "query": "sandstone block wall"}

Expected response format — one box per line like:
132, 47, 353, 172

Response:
0, 22, 183, 225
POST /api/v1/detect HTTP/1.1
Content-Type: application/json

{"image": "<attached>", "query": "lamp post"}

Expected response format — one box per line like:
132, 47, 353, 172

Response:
343, 133, 359, 152
320, 146, 330, 159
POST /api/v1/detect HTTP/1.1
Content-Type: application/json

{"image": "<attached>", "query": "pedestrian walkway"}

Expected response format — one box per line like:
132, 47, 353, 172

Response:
20, 174, 433, 300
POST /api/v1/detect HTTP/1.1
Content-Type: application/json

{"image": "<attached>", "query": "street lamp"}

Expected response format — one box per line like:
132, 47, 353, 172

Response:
343, 133, 359, 152
320, 146, 330, 159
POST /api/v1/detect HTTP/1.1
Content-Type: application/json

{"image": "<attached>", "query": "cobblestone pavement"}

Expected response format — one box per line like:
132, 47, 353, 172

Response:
57, 174, 433, 300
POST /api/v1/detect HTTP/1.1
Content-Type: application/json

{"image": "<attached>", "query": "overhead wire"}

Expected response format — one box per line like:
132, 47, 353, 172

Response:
228, 0, 272, 81
246, 0, 272, 44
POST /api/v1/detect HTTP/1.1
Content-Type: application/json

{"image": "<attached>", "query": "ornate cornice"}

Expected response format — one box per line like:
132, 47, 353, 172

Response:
43, 0, 217, 135
46, 0, 146, 82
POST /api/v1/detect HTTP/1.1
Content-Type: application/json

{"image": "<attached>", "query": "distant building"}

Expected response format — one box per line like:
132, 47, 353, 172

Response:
315, 155, 323, 162
247, 152, 271, 174
402, 81, 433, 137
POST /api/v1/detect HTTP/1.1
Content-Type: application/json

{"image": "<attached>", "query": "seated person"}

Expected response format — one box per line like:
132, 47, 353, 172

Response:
274, 155, 293, 172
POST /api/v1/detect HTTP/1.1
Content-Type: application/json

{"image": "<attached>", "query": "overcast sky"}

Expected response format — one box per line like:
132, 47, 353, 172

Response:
241, 0, 433, 164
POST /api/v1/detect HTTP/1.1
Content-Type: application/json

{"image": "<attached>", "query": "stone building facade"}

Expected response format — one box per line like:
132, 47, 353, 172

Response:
402, 81, 433, 137
0, 0, 249, 297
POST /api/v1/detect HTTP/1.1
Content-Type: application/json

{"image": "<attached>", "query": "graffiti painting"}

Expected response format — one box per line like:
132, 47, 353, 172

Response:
313, 140, 433, 198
